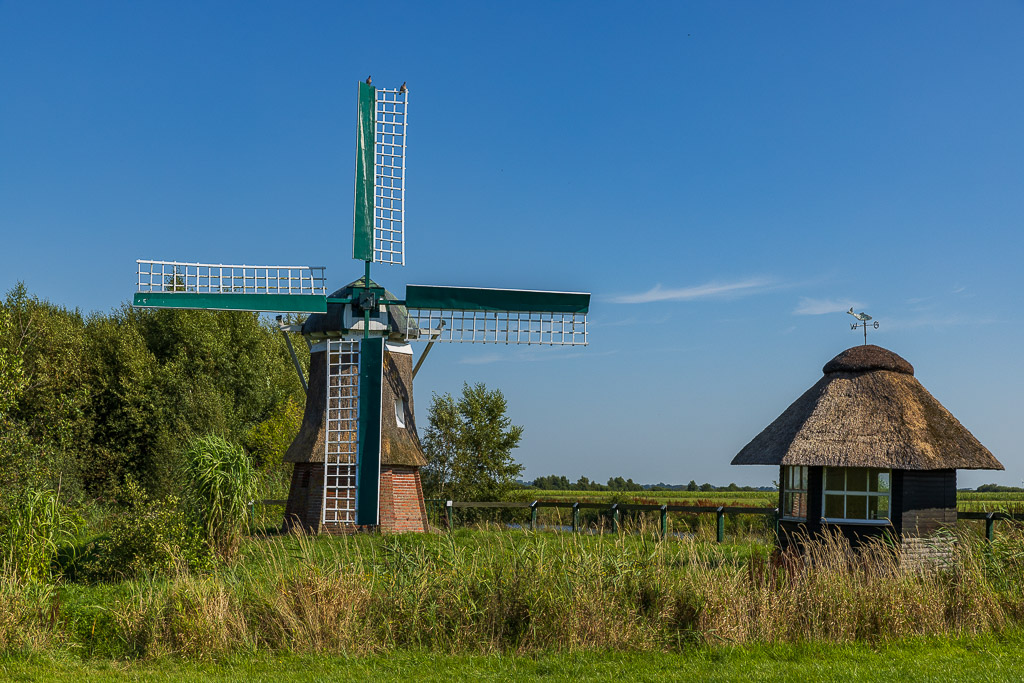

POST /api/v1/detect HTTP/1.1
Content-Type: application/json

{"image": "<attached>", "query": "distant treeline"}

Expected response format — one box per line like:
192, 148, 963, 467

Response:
968, 484, 1024, 493
0, 283, 305, 501
527, 474, 775, 493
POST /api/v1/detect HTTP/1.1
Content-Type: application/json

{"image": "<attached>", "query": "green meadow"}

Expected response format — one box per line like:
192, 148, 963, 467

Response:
5, 514, 1024, 679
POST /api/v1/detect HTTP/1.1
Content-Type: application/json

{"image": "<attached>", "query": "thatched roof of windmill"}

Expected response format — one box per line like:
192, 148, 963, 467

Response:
731, 345, 1003, 471
284, 347, 427, 467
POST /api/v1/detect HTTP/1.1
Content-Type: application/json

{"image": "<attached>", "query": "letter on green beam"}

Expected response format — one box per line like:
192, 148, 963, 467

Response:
405, 285, 590, 314
352, 81, 375, 261
132, 292, 327, 313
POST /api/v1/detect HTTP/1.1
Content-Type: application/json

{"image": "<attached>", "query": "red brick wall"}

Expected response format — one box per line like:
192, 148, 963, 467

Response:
284, 462, 325, 531
378, 465, 428, 533
285, 462, 427, 534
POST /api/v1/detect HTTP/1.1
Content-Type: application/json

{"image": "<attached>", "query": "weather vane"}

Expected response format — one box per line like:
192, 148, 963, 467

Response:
847, 308, 878, 345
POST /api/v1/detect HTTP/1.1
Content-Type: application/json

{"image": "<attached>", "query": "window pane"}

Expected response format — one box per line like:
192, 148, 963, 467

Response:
824, 494, 844, 518
784, 492, 806, 519
869, 495, 890, 520
847, 468, 868, 492
877, 472, 890, 493
825, 469, 845, 492
787, 467, 797, 489
800, 466, 807, 490
846, 495, 868, 519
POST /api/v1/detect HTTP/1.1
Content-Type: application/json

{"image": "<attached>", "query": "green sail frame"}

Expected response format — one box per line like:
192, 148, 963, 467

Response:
356, 337, 384, 526
132, 292, 327, 313
405, 285, 590, 314
352, 82, 376, 262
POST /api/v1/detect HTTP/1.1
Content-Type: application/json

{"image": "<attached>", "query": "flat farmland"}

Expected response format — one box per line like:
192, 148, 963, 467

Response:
515, 489, 1024, 513
516, 489, 778, 507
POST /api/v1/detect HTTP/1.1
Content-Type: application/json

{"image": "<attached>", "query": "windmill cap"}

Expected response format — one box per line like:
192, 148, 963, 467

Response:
823, 345, 914, 376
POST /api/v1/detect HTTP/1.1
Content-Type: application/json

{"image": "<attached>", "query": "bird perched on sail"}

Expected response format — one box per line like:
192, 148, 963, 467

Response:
366, 75, 372, 85
847, 308, 872, 322
399, 81, 407, 93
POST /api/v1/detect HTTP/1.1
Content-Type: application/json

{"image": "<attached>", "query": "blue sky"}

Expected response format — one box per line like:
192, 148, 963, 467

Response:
2, 1, 1022, 487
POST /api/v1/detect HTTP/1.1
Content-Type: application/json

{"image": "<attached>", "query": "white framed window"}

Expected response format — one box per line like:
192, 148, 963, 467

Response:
782, 465, 808, 520
822, 467, 891, 523
394, 397, 406, 428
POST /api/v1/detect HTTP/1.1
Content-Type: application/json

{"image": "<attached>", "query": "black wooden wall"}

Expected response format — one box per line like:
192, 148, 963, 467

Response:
892, 469, 957, 536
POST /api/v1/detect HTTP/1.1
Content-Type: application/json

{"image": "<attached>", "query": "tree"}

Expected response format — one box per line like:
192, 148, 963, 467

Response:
686, 480, 698, 492
421, 382, 524, 501
0, 307, 26, 420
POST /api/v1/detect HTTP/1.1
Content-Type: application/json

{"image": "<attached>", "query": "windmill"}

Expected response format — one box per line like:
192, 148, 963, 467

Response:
132, 80, 590, 532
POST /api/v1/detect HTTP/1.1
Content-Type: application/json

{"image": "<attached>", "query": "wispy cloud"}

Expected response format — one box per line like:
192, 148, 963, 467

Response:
610, 277, 775, 304
793, 297, 862, 316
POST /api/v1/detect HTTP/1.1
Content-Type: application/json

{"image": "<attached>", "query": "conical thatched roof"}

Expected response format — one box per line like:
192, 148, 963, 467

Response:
732, 345, 1003, 471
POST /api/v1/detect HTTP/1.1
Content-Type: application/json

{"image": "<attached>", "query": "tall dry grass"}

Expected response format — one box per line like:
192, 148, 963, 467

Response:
92, 524, 1024, 658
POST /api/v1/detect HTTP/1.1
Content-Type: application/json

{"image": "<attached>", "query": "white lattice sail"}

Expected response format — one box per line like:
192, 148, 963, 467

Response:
323, 339, 360, 525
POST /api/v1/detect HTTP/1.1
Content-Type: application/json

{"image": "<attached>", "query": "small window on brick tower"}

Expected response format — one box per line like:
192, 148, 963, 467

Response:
395, 397, 406, 428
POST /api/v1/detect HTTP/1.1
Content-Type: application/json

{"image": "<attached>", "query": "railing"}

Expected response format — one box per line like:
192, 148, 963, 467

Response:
958, 511, 1017, 542
136, 260, 327, 295
249, 499, 1021, 543
427, 500, 1024, 543
429, 499, 778, 542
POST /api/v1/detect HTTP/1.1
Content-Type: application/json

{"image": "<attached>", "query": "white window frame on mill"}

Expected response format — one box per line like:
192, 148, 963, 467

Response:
822, 467, 892, 525
781, 465, 809, 521
394, 397, 406, 429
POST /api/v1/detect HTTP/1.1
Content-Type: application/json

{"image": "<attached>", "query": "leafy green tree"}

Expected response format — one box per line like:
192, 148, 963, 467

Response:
686, 480, 699, 492
533, 474, 571, 490
0, 307, 27, 419
422, 382, 524, 501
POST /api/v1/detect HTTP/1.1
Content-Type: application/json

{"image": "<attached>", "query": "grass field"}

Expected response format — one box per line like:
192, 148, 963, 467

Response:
6, 493, 1024, 678
517, 489, 779, 507
513, 489, 1024, 513
4, 631, 1024, 681
5, 523, 1024, 660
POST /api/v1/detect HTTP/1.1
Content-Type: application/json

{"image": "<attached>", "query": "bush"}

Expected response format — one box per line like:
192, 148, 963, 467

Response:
0, 487, 79, 583
75, 477, 210, 582
185, 434, 258, 558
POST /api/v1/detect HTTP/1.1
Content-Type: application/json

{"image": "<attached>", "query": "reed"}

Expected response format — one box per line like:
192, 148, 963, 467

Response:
184, 435, 258, 558
89, 525, 1024, 658
4, 523, 1024, 659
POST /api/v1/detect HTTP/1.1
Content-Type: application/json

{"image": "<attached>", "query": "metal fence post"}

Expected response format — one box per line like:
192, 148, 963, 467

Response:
446, 500, 453, 532
716, 506, 725, 543
572, 502, 580, 533
611, 504, 619, 533
986, 512, 995, 542
530, 501, 539, 531
660, 505, 668, 539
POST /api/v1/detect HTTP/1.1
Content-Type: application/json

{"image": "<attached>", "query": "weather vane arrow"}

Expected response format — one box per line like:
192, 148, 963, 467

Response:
847, 308, 879, 345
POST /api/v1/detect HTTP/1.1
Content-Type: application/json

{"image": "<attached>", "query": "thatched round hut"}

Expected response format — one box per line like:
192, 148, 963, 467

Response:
732, 345, 1003, 546
283, 277, 429, 533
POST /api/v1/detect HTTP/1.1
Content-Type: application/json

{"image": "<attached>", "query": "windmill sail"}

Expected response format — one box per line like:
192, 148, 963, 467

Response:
352, 82, 408, 266
322, 337, 384, 527
133, 260, 328, 313
404, 285, 589, 345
